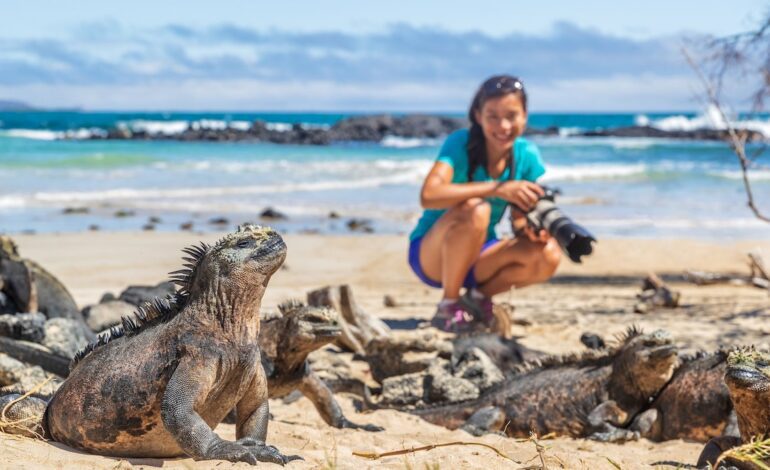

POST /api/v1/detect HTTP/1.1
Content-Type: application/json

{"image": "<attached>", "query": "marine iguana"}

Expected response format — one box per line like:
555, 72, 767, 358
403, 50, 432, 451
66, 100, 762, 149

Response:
257, 299, 382, 431
697, 348, 770, 469
366, 327, 678, 442
2, 225, 297, 465
630, 350, 736, 442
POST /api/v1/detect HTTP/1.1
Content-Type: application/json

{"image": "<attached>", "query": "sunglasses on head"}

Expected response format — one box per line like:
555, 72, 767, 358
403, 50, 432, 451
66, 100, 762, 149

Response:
483, 76, 524, 93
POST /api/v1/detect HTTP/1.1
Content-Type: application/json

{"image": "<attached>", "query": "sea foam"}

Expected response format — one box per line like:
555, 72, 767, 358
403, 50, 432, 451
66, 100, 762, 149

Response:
649, 105, 770, 138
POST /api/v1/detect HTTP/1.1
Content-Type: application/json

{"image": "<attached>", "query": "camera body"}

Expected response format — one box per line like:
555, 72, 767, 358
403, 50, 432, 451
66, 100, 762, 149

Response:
521, 187, 596, 263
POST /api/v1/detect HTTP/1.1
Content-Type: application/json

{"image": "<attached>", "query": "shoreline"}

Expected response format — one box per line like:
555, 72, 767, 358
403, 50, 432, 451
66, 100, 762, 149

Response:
12, 232, 768, 306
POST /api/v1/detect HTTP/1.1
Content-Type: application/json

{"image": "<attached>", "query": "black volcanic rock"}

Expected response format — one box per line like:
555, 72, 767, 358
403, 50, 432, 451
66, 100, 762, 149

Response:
83, 113, 768, 145
579, 125, 765, 141
523, 126, 560, 137
259, 207, 288, 220
328, 114, 466, 142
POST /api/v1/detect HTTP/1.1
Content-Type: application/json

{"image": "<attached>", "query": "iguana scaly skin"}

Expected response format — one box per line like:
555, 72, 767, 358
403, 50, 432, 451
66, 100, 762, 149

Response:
698, 348, 770, 469
631, 350, 736, 442
257, 300, 382, 431
20, 225, 297, 465
368, 328, 678, 442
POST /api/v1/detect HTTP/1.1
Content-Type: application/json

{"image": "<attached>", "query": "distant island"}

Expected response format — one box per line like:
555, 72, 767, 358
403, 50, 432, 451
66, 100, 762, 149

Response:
0, 100, 35, 111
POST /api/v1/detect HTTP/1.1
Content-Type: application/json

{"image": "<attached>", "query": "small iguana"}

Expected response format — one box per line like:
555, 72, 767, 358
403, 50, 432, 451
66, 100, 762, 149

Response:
367, 327, 678, 442
257, 300, 382, 431
1, 225, 297, 465
697, 348, 770, 469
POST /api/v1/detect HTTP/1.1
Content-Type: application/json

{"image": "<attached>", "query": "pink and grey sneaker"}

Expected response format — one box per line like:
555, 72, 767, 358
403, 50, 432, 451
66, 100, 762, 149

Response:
430, 300, 477, 333
460, 292, 496, 328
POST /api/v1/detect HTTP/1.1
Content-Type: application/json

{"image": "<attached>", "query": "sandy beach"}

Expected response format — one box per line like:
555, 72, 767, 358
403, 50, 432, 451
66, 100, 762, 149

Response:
1, 232, 769, 469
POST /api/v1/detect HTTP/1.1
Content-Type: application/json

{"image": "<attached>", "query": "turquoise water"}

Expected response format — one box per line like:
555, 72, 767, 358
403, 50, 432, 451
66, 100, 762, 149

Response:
1, 111, 769, 239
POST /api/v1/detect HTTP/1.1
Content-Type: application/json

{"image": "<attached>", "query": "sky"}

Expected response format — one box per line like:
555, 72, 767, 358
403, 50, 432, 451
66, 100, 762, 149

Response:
0, 0, 766, 111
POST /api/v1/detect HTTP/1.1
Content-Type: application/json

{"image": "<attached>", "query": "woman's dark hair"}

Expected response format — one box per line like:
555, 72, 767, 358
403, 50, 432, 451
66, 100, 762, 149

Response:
466, 75, 527, 181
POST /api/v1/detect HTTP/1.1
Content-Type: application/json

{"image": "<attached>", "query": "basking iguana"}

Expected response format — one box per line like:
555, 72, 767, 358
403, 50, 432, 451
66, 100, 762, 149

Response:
366, 327, 678, 442
697, 348, 770, 469
257, 299, 382, 431
631, 350, 737, 442
1, 225, 297, 465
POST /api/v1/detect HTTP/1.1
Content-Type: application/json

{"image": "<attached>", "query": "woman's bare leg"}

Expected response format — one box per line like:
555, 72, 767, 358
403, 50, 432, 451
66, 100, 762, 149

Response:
418, 198, 490, 299
473, 237, 561, 297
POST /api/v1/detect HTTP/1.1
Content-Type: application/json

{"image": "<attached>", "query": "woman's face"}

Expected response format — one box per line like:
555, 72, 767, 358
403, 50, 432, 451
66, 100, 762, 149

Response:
474, 93, 527, 156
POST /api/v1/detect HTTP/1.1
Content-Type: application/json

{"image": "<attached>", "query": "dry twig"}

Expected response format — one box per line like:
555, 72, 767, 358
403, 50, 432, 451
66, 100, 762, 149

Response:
352, 440, 518, 463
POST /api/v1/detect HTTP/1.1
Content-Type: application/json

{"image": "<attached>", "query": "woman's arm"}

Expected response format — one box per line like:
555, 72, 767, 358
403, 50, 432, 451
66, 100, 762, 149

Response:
420, 161, 545, 210
419, 162, 498, 209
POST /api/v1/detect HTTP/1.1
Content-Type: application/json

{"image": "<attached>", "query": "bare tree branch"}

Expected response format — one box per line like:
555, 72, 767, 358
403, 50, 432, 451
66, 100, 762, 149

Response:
682, 46, 770, 223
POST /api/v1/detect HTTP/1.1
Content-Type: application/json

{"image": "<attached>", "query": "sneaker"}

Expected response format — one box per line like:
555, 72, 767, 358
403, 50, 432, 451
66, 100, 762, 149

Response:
430, 301, 477, 333
460, 292, 496, 327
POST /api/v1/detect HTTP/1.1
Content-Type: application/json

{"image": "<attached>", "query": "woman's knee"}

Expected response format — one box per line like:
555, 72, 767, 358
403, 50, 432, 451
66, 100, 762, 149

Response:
453, 198, 491, 229
537, 239, 561, 280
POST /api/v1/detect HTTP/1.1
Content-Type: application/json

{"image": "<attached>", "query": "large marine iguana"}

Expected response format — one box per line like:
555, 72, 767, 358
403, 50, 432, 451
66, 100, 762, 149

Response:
630, 350, 737, 442
1, 225, 297, 465
256, 299, 382, 431
697, 348, 770, 469
366, 327, 678, 442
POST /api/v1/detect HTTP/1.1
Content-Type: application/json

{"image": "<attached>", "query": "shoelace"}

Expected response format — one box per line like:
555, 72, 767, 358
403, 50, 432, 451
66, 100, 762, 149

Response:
445, 308, 475, 330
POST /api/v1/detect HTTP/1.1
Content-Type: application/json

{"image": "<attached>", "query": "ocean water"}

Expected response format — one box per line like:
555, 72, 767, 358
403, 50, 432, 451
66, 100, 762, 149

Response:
1, 109, 769, 240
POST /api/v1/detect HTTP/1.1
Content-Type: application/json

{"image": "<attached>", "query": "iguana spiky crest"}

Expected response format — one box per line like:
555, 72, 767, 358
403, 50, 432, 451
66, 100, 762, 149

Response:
71, 224, 274, 369
505, 325, 646, 375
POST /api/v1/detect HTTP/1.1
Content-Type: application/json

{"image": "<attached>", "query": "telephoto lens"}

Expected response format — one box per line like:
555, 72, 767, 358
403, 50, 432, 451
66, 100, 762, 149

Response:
524, 188, 596, 263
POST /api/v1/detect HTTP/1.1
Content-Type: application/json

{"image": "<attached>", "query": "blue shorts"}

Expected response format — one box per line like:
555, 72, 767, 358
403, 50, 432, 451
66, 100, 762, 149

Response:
408, 236, 500, 289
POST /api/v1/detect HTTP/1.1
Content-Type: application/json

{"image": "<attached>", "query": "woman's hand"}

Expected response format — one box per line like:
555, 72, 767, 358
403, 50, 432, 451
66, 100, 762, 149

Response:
512, 212, 551, 243
523, 225, 551, 243
493, 180, 545, 212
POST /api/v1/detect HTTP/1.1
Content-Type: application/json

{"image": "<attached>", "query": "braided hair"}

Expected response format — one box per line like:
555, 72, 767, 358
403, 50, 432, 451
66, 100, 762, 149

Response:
466, 75, 528, 181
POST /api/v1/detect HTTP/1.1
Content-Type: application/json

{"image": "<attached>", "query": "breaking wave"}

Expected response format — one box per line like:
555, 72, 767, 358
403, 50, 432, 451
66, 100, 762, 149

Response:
639, 105, 770, 138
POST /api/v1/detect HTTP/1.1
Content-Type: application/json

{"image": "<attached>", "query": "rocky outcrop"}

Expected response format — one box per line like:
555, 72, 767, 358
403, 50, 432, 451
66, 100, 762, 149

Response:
42, 318, 89, 358
118, 282, 176, 306
82, 300, 135, 332
0, 313, 46, 343
81, 114, 766, 144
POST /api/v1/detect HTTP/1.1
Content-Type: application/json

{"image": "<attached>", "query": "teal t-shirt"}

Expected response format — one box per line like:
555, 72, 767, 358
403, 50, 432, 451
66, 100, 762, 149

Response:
409, 129, 546, 242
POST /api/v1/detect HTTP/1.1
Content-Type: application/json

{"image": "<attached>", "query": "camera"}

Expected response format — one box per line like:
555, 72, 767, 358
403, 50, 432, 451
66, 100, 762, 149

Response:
520, 187, 596, 263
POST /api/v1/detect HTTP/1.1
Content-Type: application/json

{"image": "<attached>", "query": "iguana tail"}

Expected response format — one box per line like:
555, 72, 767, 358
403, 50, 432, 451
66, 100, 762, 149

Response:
0, 391, 49, 439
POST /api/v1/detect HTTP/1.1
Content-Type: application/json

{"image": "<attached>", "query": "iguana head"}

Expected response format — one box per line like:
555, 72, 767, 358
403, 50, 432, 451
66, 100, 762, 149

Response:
170, 224, 287, 296
724, 347, 770, 439
611, 328, 678, 402
278, 300, 341, 355
726, 348, 770, 393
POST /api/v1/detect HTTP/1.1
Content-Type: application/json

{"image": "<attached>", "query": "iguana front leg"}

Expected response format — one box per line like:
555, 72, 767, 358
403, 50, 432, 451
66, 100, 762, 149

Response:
236, 359, 302, 464
630, 408, 661, 440
587, 400, 640, 442
460, 406, 506, 436
161, 358, 276, 465
299, 368, 383, 432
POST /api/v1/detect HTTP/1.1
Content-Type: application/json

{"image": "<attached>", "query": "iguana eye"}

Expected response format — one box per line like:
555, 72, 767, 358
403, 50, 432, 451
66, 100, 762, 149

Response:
237, 239, 253, 248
